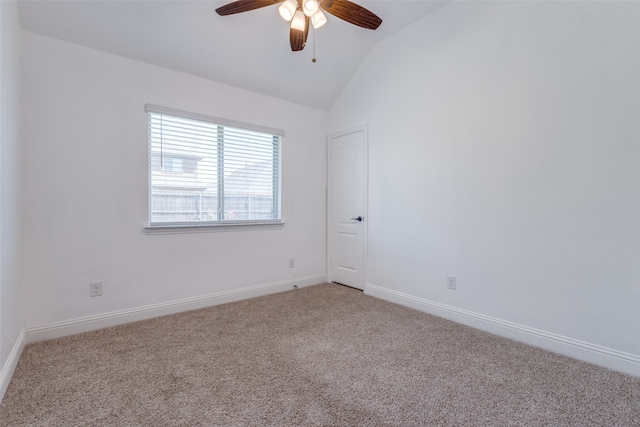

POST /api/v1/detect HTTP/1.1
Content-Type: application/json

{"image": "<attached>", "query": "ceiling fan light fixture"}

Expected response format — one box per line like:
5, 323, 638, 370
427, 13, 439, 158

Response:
303, 0, 319, 17
216, 0, 383, 52
291, 9, 306, 31
278, 0, 297, 21
310, 10, 327, 29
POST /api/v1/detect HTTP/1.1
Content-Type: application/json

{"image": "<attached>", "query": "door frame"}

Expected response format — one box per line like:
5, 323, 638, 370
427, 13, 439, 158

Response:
327, 124, 369, 290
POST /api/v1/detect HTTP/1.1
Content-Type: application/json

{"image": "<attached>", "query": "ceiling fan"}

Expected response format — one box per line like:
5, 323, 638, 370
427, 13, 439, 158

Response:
216, 0, 382, 52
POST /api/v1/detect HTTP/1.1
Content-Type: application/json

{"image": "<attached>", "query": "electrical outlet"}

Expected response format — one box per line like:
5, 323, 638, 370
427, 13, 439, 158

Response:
289, 258, 295, 268
447, 276, 456, 290
90, 281, 103, 297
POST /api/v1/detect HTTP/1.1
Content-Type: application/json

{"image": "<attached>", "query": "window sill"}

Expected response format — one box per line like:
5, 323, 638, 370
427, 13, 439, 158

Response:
144, 221, 285, 235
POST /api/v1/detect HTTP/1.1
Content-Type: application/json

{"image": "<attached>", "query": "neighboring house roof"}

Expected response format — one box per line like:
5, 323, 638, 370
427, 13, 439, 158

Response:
152, 158, 274, 195
224, 161, 274, 196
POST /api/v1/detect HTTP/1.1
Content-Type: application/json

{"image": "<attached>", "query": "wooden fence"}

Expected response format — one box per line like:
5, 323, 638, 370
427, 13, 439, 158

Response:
151, 192, 276, 222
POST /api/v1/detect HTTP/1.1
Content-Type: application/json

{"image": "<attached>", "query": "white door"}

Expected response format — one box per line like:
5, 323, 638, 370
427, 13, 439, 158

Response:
328, 126, 367, 290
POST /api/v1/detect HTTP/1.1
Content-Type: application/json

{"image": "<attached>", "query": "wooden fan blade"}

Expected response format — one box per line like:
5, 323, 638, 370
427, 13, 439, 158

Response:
320, 0, 382, 30
216, 0, 279, 16
290, 16, 310, 51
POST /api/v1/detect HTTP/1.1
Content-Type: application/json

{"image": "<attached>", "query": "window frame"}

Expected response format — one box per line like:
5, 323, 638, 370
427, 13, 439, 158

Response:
144, 104, 285, 233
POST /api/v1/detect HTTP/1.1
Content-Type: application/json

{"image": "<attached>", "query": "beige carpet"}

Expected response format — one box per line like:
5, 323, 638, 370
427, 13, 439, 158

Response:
1, 283, 639, 426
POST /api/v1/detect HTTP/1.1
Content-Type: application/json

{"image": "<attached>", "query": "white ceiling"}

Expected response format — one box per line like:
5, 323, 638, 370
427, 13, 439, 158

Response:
18, 0, 447, 110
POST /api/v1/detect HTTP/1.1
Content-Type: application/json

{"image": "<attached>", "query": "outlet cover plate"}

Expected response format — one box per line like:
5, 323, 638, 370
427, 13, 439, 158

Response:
447, 276, 456, 290
90, 282, 103, 297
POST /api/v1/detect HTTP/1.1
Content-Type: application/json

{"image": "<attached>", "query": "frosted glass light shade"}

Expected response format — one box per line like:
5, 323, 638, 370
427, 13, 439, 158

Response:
278, 0, 297, 21
291, 10, 306, 31
311, 10, 327, 29
303, 0, 319, 17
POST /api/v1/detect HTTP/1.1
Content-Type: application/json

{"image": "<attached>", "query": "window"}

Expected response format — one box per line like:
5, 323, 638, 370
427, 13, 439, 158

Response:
162, 157, 183, 173
146, 105, 283, 227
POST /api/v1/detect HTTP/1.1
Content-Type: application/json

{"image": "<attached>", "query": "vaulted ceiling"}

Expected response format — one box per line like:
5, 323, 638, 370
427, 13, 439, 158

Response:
18, 0, 446, 110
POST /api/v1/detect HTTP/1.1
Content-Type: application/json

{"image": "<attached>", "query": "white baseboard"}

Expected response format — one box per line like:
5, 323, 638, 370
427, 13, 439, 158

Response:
0, 328, 25, 403
24, 275, 325, 345
366, 283, 640, 378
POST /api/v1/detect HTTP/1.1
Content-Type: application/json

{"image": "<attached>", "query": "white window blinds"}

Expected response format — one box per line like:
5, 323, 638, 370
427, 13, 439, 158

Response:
146, 105, 282, 226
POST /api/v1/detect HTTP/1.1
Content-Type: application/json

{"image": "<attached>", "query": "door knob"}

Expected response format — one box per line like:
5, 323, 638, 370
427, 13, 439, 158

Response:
351, 216, 363, 222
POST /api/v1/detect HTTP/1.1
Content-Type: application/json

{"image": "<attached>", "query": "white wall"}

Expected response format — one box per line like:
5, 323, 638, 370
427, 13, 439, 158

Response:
20, 32, 328, 328
330, 1, 640, 371
0, 0, 25, 392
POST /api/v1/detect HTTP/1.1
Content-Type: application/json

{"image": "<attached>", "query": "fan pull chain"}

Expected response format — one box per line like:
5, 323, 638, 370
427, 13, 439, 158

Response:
312, 26, 317, 63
